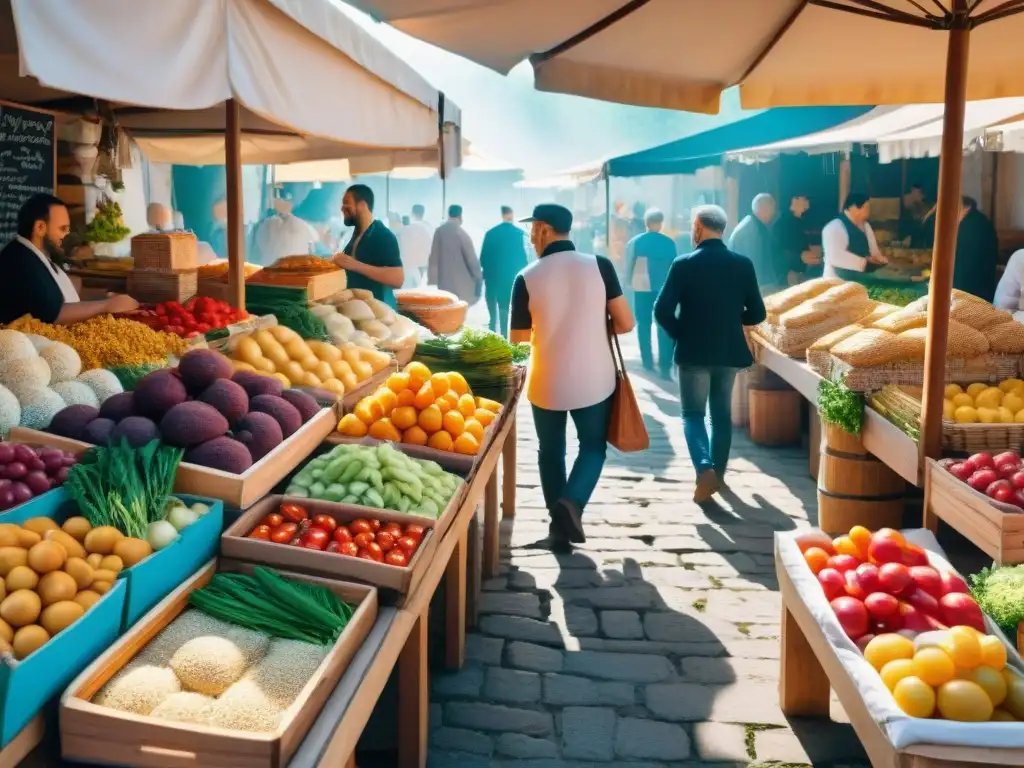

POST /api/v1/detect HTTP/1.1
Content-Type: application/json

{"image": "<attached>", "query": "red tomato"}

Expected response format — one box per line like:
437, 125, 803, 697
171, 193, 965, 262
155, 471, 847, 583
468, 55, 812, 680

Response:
270, 522, 299, 543
261, 513, 284, 528
338, 542, 359, 557
301, 528, 330, 550
404, 524, 426, 543
356, 548, 375, 560
248, 524, 272, 540
186, 331, 200, 339
353, 532, 375, 549
370, 519, 382, 532
326, 541, 340, 553
382, 522, 403, 538
333, 526, 353, 544
397, 536, 419, 554
385, 549, 408, 567
376, 531, 396, 552
366, 542, 384, 562
350, 519, 372, 535
196, 323, 211, 333
312, 514, 337, 532
280, 503, 309, 523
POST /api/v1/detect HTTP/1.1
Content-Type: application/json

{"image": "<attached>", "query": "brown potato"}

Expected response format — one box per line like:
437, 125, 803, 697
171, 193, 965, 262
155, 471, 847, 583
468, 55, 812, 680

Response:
61, 516, 92, 542
21, 518, 58, 537
98, 555, 123, 573
73, 591, 102, 611
91, 581, 112, 595
85, 554, 103, 569
0, 548, 27, 578
45, 529, 86, 560
64, 558, 94, 590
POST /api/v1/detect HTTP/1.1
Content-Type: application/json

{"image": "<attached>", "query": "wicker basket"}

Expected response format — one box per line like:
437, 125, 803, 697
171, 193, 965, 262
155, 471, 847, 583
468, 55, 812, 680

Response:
131, 233, 197, 271
127, 268, 198, 305
942, 421, 1024, 454
404, 301, 468, 334
831, 354, 1019, 393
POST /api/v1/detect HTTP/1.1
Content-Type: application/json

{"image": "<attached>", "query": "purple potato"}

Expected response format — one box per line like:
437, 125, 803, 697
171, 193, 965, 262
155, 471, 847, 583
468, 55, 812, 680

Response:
4, 462, 26, 480
9, 482, 32, 505
23, 471, 50, 495
0, 444, 13, 464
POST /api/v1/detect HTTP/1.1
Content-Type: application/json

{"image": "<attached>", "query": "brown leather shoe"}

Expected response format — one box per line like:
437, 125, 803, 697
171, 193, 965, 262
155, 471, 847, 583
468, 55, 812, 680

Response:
551, 498, 586, 543
693, 469, 721, 503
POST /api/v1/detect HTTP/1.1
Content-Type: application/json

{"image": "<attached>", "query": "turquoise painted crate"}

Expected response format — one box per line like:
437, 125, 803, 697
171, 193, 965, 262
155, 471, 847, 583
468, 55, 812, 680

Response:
0, 490, 223, 630
0, 577, 125, 747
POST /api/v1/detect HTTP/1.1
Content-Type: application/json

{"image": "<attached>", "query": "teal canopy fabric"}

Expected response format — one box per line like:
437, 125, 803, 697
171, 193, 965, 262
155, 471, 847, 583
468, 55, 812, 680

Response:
604, 106, 874, 178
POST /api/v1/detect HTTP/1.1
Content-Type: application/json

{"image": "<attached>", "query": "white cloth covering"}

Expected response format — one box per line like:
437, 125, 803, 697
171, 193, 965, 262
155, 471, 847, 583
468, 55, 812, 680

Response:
18, 236, 79, 303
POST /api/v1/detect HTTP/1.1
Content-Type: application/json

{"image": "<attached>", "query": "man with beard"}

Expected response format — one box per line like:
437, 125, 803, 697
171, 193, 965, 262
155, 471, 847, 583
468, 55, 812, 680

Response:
0, 194, 138, 324
332, 184, 404, 307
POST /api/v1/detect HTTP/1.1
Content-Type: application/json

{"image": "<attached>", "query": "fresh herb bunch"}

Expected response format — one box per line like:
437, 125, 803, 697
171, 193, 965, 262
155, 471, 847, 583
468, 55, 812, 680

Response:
817, 377, 864, 436
84, 200, 132, 244
866, 285, 922, 307
244, 285, 328, 341
416, 327, 526, 399
970, 565, 1024, 637
189, 567, 354, 645
63, 438, 183, 538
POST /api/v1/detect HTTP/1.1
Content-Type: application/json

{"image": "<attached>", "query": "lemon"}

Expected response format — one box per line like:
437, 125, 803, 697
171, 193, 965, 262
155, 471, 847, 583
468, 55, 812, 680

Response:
978, 407, 1001, 424
1000, 378, 1024, 393
913, 647, 957, 687
945, 383, 964, 399
979, 634, 1008, 670
967, 382, 989, 398
893, 676, 936, 718
1004, 393, 1024, 414
1015, 409, 1024, 424
975, 387, 1004, 409
999, 406, 1017, 423
937, 680, 994, 721
952, 392, 975, 408
865, 634, 916, 672
954, 406, 979, 424
939, 626, 982, 670
943, 399, 956, 420
880, 658, 917, 691
968, 666, 1008, 707
991, 708, 1017, 721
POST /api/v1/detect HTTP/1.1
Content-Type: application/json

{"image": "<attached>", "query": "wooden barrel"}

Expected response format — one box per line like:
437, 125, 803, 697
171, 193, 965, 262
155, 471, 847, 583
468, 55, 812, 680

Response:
731, 369, 751, 428
817, 446, 905, 534
822, 421, 868, 456
748, 388, 801, 446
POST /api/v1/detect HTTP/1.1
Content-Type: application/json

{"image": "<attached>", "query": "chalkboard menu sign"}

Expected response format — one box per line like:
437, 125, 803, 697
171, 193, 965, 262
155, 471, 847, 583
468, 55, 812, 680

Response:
0, 102, 56, 246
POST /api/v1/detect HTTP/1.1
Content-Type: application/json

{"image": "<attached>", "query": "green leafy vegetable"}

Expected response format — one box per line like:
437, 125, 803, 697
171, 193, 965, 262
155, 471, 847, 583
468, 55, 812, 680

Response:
415, 327, 527, 401
84, 200, 132, 244
107, 361, 166, 392
817, 377, 864, 436
188, 567, 354, 645
970, 565, 1024, 637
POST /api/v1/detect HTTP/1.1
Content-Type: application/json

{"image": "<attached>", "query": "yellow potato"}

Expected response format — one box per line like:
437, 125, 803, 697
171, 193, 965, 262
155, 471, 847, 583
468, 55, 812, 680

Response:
308, 341, 342, 363
281, 361, 306, 384
269, 325, 301, 345
271, 373, 292, 389
286, 340, 313, 361
331, 359, 354, 379
312, 361, 334, 383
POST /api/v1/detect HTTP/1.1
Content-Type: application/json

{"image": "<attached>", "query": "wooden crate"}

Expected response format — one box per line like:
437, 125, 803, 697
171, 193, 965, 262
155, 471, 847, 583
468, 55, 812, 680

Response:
222, 495, 437, 596
0, 715, 43, 767
8, 407, 336, 509
131, 233, 198, 271
128, 269, 198, 305
60, 558, 378, 768
247, 269, 347, 303
925, 458, 1024, 564
340, 367, 394, 411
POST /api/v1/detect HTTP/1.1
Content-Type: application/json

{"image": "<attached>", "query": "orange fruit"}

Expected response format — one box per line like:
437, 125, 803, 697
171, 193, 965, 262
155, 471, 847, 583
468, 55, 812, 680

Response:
386, 371, 411, 393
476, 396, 501, 413
474, 407, 496, 426
832, 536, 862, 559
368, 417, 401, 442
403, 425, 428, 446
848, 525, 872, 558
337, 413, 368, 437
458, 393, 477, 417
463, 418, 484, 443
413, 382, 437, 411
418, 404, 443, 434
442, 410, 465, 437
391, 406, 418, 431
453, 432, 480, 455
376, 388, 398, 415
354, 398, 383, 425
428, 430, 453, 451
446, 371, 469, 396
435, 396, 453, 413
405, 362, 431, 391
803, 547, 831, 575
429, 372, 450, 397
442, 390, 460, 409
397, 389, 416, 408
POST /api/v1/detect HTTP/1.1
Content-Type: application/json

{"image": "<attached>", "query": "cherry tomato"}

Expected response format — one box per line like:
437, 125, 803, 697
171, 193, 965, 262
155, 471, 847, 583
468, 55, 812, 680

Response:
382, 522, 403, 538
338, 541, 359, 557
280, 503, 309, 523
302, 528, 330, 550
261, 513, 284, 528
353, 532, 375, 549
370, 519, 382, 532
376, 531, 396, 552
397, 536, 419, 554
312, 514, 337, 532
326, 541, 340, 553
248, 524, 272, 540
385, 549, 408, 567
356, 548, 375, 560
404, 524, 426, 543
333, 526, 353, 545
366, 542, 384, 562
270, 522, 299, 543
350, 519, 372, 535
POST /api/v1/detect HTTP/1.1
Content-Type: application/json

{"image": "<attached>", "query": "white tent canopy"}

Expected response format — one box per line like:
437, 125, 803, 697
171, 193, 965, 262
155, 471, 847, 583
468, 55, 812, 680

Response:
727, 98, 1024, 164
4, 0, 461, 170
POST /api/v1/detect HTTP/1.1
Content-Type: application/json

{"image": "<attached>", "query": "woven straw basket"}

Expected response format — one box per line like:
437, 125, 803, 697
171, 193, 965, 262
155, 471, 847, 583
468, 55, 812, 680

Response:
405, 301, 468, 334
131, 232, 197, 271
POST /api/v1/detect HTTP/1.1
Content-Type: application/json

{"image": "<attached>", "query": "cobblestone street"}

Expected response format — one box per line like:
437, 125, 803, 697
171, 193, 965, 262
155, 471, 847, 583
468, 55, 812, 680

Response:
425, 312, 872, 768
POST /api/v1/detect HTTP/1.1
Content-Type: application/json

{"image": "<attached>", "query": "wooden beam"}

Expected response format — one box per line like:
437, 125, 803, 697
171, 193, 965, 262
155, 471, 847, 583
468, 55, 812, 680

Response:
224, 99, 245, 310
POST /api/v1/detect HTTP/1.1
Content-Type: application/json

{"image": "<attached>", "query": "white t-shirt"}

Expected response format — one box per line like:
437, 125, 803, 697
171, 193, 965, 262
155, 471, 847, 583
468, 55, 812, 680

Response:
18, 236, 79, 303
994, 248, 1024, 323
821, 217, 882, 277
399, 220, 433, 269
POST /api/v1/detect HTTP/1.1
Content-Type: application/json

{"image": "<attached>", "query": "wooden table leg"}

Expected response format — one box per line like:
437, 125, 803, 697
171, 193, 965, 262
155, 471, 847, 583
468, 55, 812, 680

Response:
780, 602, 831, 717
502, 414, 517, 519
467, 512, 481, 629
921, 474, 938, 534
445, 525, 468, 669
483, 470, 500, 578
398, 610, 428, 768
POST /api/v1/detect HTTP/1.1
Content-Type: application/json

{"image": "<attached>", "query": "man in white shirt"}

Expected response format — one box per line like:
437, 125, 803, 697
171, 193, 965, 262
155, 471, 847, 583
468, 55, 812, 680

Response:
398, 203, 432, 288
821, 193, 888, 280
995, 248, 1024, 323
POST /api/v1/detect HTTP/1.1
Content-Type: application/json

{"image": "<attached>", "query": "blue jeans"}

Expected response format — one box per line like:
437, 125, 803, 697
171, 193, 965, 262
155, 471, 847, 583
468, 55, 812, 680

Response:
532, 396, 613, 516
634, 292, 674, 374
486, 291, 509, 337
678, 366, 739, 475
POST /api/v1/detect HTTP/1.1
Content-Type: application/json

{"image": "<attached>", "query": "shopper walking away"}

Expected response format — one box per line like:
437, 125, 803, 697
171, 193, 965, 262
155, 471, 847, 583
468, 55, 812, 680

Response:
480, 205, 529, 336
655, 205, 766, 503
399, 204, 432, 288
624, 207, 677, 379
510, 204, 636, 552
428, 205, 483, 304
728, 193, 777, 292
333, 184, 404, 307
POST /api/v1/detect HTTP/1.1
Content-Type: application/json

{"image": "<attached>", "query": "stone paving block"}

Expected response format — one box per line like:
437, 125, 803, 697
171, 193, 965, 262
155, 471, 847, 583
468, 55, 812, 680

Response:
556, 586, 657, 610
645, 682, 788, 725
560, 604, 598, 636
614, 717, 691, 761
425, 750, 492, 768
432, 665, 484, 698
563, 650, 675, 683
495, 733, 560, 759
480, 591, 543, 619
756, 721, 868, 764
430, 702, 443, 730
577, 637, 725, 657
600, 610, 643, 639
679, 656, 777, 685
560, 707, 616, 761
465, 634, 505, 666
692, 722, 751, 762
445, 702, 554, 736
485, 667, 542, 704
507, 641, 565, 673
431, 726, 493, 755
481, 615, 564, 646
483, 577, 509, 591
638, 567, 723, 588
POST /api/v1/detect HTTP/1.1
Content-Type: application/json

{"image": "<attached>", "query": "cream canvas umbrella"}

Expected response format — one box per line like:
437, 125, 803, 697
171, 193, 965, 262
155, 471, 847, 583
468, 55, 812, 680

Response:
351, 0, 1024, 459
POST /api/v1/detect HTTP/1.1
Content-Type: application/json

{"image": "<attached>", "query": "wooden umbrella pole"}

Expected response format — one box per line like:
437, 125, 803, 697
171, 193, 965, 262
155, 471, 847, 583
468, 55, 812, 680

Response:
225, 98, 246, 310
920, 6, 970, 461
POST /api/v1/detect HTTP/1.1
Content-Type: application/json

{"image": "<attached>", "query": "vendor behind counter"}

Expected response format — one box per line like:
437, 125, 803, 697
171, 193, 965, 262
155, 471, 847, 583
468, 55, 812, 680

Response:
0, 194, 138, 326
821, 193, 889, 283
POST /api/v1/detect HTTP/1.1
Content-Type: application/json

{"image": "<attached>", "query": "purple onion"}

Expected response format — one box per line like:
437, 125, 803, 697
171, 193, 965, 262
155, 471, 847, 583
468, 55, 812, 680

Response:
23, 471, 50, 496
0, 479, 9, 491
54, 466, 70, 484
0, 444, 13, 464
0, 489, 13, 511
4, 462, 25, 480
9, 482, 31, 505
11, 444, 34, 464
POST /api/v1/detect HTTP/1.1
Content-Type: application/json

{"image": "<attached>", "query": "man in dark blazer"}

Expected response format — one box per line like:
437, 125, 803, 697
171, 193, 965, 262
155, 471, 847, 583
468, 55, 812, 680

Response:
655, 204, 766, 503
